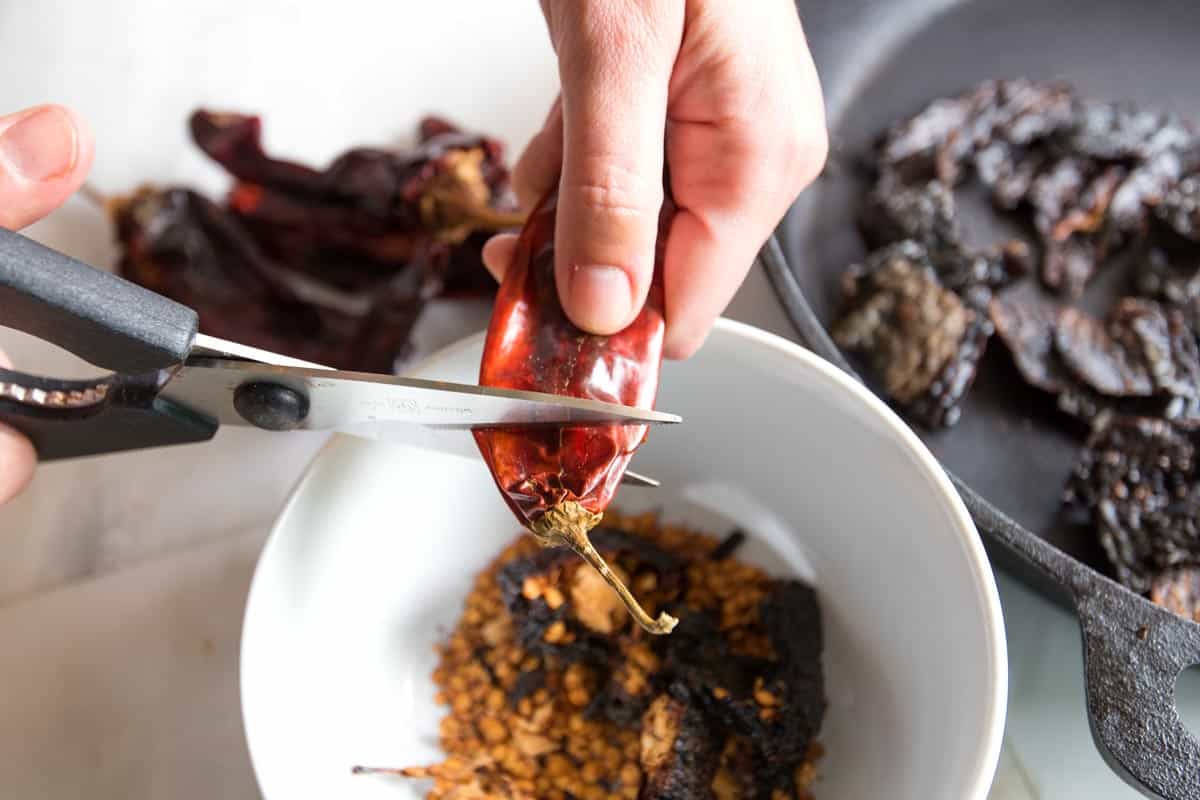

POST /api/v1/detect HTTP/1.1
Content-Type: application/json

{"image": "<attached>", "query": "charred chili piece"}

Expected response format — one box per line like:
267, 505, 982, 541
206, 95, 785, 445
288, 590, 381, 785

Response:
990, 294, 1074, 395
1135, 242, 1200, 339
876, 79, 1075, 186
858, 176, 1026, 293
1055, 299, 1200, 416
1063, 100, 1196, 163
638, 690, 723, 800
833, 241, 992, 428
1055, 305, 1157, 398
988, 294, 1121, 423
658, 583, 825, 798
1042, 165, 1125, 297
1064, 416, 1200, 594
474, 189, 675, 635
1157, 175, 1200, 241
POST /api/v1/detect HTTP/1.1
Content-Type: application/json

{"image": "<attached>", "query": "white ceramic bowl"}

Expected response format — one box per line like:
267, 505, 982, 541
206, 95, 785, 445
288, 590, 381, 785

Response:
240, 319, 1007, 800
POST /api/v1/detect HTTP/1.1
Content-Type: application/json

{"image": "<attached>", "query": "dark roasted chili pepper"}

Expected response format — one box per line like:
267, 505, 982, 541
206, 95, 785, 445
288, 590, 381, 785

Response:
473, 188, 676, 635
192, 110, 520, 242
110, 185, 428, 372
190, 110, 523, 294
100, 110, 523, 372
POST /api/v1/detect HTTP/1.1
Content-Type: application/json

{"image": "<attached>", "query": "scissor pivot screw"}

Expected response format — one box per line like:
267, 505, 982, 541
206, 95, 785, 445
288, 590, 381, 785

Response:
234, 381, 309, 431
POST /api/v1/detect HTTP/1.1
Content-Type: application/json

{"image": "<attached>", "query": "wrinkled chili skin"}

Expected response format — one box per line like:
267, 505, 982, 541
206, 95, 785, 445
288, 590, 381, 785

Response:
474, 190, 668, 527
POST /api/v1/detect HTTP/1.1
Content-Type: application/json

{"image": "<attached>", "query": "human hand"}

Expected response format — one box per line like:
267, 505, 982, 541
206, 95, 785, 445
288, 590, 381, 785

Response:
0, 104, 95, 504
482, 0, 827, 359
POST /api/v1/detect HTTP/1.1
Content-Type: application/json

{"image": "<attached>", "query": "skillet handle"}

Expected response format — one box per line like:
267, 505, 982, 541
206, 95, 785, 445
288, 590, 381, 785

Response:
758, 227, 1200, 799
1075, 579, 1200, 800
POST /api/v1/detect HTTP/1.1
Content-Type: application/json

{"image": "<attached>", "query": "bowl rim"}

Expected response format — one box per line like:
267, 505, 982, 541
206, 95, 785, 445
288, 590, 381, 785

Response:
239, 316, 1009, 799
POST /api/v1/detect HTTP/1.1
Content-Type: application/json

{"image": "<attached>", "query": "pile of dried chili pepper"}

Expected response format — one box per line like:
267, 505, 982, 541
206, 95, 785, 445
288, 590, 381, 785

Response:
836, 79, 1200, 619
105, 111, 522, 372
473, 187, 676, 635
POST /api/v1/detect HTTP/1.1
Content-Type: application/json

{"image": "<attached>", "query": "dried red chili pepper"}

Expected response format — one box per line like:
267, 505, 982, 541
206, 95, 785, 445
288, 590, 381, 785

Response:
99, 110, 525, 372
110, 185, 428, 372
191, 110, 522, 293
473, 188, 677, 635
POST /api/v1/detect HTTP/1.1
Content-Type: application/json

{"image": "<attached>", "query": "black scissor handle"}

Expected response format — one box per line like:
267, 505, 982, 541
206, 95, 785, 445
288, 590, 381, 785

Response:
0, 227, 197, 373
0, 367, 216, 460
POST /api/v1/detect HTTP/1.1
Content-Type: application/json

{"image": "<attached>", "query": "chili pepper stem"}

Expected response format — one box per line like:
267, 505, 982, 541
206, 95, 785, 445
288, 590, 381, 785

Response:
420, 147, 526, 241
79, 181, 137, 221
423, 190, 526, 239
79, 182, 108, 208
530, 501, 679, 635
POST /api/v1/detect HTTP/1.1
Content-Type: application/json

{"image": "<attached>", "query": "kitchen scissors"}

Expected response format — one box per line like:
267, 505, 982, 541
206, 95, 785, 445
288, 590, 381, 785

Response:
0, 229, 679, 486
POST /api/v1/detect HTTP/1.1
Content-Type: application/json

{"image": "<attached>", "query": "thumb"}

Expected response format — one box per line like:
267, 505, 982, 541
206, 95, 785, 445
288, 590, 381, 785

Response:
550, 4, 682, 334
0, 104, 93, 230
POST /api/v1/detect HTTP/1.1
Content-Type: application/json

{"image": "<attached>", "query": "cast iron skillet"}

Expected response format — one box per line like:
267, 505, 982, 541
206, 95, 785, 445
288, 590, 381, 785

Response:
769, 0, 1200, 797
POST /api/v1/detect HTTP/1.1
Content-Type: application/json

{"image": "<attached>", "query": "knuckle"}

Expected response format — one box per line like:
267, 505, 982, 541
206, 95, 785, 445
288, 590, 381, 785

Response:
567, 159, 659, 220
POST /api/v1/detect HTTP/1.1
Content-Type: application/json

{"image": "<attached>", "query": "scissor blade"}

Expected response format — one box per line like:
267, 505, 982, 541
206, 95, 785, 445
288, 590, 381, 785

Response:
317, 423, 659, 487
163, 358, 681, 430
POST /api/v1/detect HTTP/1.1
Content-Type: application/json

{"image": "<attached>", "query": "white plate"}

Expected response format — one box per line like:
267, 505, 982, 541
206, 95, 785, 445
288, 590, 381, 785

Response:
241, 319, 1008, 800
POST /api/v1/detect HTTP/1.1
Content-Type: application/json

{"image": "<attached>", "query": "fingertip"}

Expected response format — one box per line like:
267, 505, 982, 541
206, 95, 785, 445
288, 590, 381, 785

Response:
557, 262, 637, 335
481, 233, 519, 283
0, 423, 35, 506
0, 103, 95, 230
662, 326, 709, 361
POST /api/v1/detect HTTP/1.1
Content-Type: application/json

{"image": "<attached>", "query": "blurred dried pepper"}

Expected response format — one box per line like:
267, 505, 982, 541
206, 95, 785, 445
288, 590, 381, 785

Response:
112, 186, 425, 372
110, 110, 520, 371
1135, 242, 1200, 339
1057, 299, 1200, 416
1157, 175, 1200, 241
1038, 163, 1125, 297
191, 110, 521, 293
1064, 416, 1200, 594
